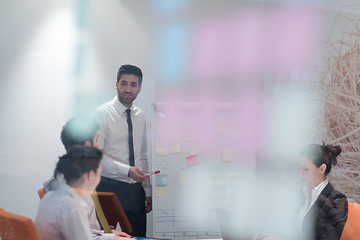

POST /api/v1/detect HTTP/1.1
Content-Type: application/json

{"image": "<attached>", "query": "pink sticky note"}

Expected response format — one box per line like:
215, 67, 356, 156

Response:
186, 155, 199, 166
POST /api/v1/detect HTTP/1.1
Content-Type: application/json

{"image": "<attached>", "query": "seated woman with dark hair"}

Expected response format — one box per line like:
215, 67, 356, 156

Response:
297, 142, 348, 240
35, 146, 118, 240
255, 142, 348, 240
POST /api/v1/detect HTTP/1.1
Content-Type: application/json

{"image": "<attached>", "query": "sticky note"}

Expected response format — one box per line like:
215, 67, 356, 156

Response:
170, 142, 182, 154
155, 174, 167, 186
185, 131, 196, 141
155, 186, 167, 197
179, 174, 190, 185
187, 145, 200, 156
186, 155, 199, 166
156, 146, 168, 156
222, 146, 233, 163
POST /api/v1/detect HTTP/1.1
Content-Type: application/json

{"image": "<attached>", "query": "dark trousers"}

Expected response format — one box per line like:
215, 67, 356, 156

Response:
96, 177, 147, 237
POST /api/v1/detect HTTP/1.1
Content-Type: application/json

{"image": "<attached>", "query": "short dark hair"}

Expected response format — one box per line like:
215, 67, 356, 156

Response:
300, 142, 341, 176
116, 64, 143, 85
55, 146, 102, 183
60, 117, 99, 151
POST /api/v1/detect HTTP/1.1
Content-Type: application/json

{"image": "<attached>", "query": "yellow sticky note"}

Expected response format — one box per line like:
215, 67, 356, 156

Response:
179, 174, 190, 185
156, 147, 168, 156
185, 131, 196, 142
187, 145, 200, 156
155, 186, 167, 197
170, 142, 182, 154
222, 146, 233, 163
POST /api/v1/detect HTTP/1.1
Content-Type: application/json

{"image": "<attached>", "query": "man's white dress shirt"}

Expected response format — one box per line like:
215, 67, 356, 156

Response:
94, 96, 151, 196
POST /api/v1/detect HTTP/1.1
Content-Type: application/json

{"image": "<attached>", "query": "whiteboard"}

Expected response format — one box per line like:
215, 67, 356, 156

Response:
150, 102, 257, 240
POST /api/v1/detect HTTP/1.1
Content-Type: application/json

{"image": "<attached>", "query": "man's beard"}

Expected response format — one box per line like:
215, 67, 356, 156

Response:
118, 90, 138, 106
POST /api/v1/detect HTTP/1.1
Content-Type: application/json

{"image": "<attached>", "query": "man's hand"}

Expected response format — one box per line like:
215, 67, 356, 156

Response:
128, 166, 148, 182
146, 196, 152, 213
112, 230, 131, 238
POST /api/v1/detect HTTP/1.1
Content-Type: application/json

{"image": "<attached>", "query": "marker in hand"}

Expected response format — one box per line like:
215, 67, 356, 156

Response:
144, 170, 160, 176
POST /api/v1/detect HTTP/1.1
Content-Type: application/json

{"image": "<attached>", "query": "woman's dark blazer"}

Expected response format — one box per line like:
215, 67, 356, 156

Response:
301, 182, 348, 240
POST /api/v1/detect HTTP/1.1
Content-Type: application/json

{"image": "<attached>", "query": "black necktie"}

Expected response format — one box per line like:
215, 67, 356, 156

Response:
125, 109, 135, 166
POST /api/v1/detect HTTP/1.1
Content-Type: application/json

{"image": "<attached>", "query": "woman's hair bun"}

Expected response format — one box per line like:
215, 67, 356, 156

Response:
322, 141, 341, 166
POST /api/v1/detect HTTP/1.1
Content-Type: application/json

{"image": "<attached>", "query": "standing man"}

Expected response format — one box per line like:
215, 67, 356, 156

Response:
94, 64, 151, 237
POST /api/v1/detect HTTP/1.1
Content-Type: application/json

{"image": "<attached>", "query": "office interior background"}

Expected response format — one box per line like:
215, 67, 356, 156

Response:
1, 0, 360, 238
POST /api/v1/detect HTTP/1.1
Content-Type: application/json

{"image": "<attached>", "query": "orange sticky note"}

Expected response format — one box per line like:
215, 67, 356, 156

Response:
186, 155, 199, 166
187, 145, 200, 156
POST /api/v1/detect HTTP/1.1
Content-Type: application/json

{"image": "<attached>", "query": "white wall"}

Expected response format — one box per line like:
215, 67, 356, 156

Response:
0, 0, 154, 222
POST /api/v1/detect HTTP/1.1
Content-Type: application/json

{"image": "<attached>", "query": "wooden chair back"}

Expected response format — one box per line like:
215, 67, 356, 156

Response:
96, 192, 132, 234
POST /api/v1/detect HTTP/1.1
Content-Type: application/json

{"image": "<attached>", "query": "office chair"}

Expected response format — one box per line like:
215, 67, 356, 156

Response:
37, 188, 46, 199
96, 192, 133, 235
341, 202, 360, 240
0, 208, 39, 240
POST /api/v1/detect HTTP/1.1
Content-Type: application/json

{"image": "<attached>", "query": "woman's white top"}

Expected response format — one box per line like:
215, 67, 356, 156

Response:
297, 179, 329, 231
35, 184, 93, 240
